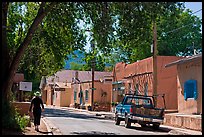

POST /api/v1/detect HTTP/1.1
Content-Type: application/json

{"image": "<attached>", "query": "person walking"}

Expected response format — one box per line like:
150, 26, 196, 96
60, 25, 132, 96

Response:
29, 91, 44, 131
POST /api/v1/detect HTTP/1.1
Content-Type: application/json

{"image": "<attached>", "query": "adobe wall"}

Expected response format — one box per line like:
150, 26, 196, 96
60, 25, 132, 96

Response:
177, 59, 202, 114
113, 62, 126, 81
60, 89, 71, 107
157, 56, 183, 110
94, 82, 112, 104
12, 102, 31, 116
113, 56, 183, 110
41, 89, 47, 104
46, 86, 53, 106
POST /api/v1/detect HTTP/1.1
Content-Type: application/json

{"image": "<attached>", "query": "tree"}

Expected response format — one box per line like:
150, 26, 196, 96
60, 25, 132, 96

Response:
157, 8, 202, 56
3, 2, 201, 101
102, 2, 202, 64
2, 2, 116, 100
70, 62, 84, 71
2, 2, 58, 99
82, 52, 106, 71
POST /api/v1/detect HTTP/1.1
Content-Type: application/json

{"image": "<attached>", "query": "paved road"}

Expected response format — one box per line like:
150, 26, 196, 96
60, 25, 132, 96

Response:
42, 107, 170, 135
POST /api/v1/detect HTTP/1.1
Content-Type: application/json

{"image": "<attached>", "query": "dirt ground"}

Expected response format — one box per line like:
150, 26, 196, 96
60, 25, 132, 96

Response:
2, 118, 49, 135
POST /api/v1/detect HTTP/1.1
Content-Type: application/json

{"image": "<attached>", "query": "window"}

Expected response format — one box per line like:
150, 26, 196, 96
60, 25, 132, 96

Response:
74, 91, 77, 101
135, 84, 139, 104
144, 82, 148, 104
85, 90, 89, 101
128, 83, 131, 94
135, 84, 139, 95
144, 82, 148, 96
184, 80, 197, 100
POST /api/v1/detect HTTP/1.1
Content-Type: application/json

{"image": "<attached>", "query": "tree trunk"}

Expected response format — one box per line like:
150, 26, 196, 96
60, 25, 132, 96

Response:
1, 2, 10, 99
1, 2, 57, 100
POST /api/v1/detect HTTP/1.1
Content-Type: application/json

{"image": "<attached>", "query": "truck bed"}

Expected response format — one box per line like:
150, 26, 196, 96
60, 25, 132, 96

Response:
132, 106, 164, 118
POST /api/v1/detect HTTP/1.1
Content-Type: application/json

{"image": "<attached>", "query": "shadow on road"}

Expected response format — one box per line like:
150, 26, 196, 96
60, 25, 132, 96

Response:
42, 108, 99, 120
117, 124, 171, 133
37, 130, 52, 135
70, 131, 118, 135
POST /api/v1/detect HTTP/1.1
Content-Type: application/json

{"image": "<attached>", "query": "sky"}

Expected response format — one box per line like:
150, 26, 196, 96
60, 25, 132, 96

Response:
184, 2, 202, 19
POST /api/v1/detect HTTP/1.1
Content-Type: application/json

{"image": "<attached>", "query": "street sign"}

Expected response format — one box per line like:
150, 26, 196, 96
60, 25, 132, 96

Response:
55, 88, 65, 91
19, 82, 32, 91
90, 88, 96, 90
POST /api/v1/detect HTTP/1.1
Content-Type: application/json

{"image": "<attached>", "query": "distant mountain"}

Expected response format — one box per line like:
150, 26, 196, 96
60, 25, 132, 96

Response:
64, 50, 113, 70
64, 50, 86, 69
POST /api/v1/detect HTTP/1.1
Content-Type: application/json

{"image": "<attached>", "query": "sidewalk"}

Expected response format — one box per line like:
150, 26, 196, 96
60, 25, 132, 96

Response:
23, 118, 51, 135
42, 106, 202, 135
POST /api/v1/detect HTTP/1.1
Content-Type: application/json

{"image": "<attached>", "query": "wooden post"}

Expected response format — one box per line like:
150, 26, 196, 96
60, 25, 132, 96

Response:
91, 43, 95, 110
153, 21, 158, 107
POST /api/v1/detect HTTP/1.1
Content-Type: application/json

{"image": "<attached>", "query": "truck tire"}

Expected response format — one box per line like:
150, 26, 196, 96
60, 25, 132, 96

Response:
152, 123, 160, 129
140, 123, 147, 128
115, 115, 121, 125
125, 115, 131, 128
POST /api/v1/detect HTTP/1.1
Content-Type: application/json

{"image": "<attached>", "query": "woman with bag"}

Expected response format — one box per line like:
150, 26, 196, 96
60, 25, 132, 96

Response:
29, 91, 44, 131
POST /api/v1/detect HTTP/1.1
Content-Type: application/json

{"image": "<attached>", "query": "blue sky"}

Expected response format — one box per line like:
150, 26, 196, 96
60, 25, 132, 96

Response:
184, 2, 202, 19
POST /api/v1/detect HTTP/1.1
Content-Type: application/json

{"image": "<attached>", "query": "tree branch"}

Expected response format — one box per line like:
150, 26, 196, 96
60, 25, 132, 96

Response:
2, 2, 57, 99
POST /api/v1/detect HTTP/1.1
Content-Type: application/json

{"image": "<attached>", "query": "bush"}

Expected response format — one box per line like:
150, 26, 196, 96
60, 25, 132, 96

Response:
15, 112, 30, 130
2, 99, 29, 131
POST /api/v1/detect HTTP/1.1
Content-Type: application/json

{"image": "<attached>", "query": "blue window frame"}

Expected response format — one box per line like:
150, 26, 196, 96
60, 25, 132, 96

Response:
184, 80, 198, 100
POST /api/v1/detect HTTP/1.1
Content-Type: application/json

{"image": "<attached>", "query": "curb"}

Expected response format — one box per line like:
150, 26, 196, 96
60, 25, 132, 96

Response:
41, 117, 53, 135
160, 125, 202, 135
42, 117, 63, 135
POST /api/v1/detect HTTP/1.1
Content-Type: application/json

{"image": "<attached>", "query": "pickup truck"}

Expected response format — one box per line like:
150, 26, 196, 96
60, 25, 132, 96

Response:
115, 94, 165, 129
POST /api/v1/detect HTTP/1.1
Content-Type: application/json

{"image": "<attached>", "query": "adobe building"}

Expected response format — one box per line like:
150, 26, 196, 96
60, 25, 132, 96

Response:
112, 56, 184, 111
42, 70, 112, 111
12, 73, 25, 101
12, 73, 29, 116
42, 70, 75, 107
164, 53, 202, 131
70, 71, 112, 111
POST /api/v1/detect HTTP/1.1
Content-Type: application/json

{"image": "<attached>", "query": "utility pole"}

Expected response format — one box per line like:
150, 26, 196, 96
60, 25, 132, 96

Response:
153, 21, 158, 107
91, 43, 95, 111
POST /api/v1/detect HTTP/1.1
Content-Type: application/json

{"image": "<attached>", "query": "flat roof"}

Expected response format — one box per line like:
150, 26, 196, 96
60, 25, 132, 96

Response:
165, 53, 202, 68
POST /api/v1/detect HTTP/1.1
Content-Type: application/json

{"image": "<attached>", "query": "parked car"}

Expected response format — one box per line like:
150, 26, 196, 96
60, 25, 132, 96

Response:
115, 94, 165, 129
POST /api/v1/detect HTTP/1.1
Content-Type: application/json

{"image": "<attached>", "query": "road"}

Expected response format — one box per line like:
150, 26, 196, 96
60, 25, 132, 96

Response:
42, 106, 170, 135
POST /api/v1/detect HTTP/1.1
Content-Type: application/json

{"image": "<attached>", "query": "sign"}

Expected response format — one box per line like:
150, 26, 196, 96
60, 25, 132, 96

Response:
90, 88, 96, 90
55, 88, 65, 91
151, 44, 153, 53
19, 82, 32, 91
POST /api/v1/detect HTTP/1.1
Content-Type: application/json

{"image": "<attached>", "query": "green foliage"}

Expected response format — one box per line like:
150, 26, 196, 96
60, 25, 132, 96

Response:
2, 99, 19, 129
7, 2, 202, 83
82, 52, 106, 71
70, 62, 84, 70
14, 111, 30, 130
157, 8, 202, 56
101, 2, 201, 64
2, 99, 29, 131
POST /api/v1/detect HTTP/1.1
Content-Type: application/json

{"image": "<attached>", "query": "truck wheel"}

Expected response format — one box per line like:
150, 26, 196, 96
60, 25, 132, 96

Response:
152, 124, 160, 129
140, 123, 147, 128
125, 115, 131, 128
115, 115, 121, 125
